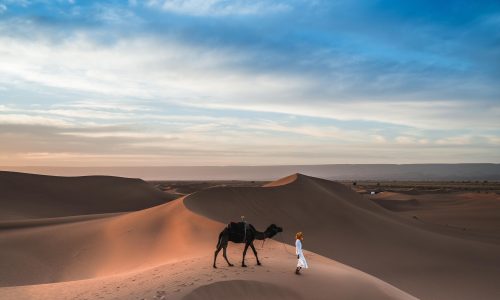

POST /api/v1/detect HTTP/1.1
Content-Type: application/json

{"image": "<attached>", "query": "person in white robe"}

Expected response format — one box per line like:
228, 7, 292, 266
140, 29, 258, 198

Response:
295, 232, 308, 274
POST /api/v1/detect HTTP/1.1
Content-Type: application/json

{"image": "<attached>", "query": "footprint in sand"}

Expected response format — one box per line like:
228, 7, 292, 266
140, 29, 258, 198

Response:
155, 290, 167, 298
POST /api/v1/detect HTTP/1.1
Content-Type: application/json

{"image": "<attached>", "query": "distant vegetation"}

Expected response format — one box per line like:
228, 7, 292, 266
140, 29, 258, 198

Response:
342, 180, 500, 194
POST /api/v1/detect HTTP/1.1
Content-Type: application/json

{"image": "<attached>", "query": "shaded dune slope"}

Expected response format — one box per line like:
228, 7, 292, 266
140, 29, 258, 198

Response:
184, 173, 500, 300
0, 171, 174, 220
372, 191, 500, 238
183, 280, 303, 300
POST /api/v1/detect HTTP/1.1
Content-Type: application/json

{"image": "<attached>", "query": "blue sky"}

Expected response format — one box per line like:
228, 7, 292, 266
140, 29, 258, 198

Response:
0, 0, 499, 166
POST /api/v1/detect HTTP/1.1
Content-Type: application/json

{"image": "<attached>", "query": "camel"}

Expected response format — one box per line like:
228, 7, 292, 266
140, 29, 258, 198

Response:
213, 222, 283, 268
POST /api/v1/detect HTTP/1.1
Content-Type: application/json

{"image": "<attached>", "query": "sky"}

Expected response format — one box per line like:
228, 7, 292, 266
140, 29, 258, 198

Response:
0, 0, 499, 166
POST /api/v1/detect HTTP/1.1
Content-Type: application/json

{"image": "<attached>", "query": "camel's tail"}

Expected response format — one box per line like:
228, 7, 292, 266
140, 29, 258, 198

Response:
215, 231, 224, 249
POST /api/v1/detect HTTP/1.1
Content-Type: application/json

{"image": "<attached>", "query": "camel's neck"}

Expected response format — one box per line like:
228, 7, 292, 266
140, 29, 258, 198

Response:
255, 228, 276, 240
254, 230, 267, 240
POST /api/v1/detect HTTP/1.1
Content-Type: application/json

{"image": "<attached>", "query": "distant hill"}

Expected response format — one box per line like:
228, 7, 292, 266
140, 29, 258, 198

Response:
2, 164, 500, 181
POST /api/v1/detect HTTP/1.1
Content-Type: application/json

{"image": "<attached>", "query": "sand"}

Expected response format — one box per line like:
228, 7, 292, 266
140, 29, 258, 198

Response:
185, 173, 500, 299
0, 195, 415, 300
0, 171, 174, 220
371, 191, 500, 239
1, 172, 499, 299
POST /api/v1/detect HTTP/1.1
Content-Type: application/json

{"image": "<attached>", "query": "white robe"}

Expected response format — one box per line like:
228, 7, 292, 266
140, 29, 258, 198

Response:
295, 239, 308, 269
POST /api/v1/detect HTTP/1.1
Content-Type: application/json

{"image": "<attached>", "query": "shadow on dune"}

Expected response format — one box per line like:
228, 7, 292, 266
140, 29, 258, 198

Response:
182, 280, 302, 300
0, 171, 175, 221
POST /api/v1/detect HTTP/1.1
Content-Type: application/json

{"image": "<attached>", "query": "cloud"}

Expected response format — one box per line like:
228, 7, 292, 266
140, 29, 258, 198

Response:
2, 28, 498, 132
186, 99, 500, 131
435, 136, 473, 145
93, 3, 140, 25
486, 136, 500, 145
147, 0, 290, 16
0, 114, 73, 127
1, 103, 497, 165
395, 136, 417, 145
60, 131, 176, 139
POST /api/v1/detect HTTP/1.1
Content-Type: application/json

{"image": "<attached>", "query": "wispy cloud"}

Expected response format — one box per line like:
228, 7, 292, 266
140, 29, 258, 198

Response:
435, 136, 473, 145
147, 0, 290, 16
0, 114, 73, 127
2, 29, 497, 131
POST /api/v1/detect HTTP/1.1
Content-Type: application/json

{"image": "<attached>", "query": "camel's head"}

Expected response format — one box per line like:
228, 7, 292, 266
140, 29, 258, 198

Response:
266, 224, 283, 238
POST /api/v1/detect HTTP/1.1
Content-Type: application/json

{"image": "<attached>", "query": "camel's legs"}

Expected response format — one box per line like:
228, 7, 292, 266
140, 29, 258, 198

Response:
213, 245, 222, 268
250, 242, 261, 265
242, 243, 250, 267
222, 246, 233, 266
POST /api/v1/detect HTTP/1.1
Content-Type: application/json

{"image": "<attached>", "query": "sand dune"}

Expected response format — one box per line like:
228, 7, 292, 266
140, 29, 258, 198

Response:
0, 171, 174, 220
0, 173, 417, 300
0, 200, 414, 300
185, 173, 500, 299
0, 237, 415, 300
2, 173, 499, 299
0, 197, 220, 286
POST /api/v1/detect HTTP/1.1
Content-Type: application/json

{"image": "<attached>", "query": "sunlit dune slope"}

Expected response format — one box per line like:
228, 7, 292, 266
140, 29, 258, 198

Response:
0, 197, 220, 286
